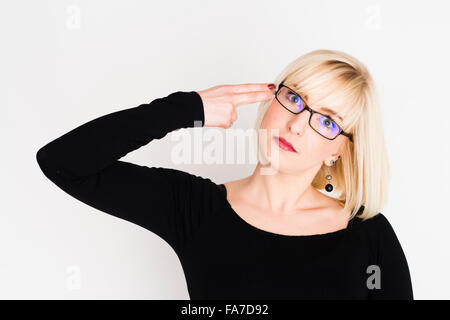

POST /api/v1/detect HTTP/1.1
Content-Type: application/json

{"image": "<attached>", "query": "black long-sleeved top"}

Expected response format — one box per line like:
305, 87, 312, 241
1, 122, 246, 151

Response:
36, 90, 414, 300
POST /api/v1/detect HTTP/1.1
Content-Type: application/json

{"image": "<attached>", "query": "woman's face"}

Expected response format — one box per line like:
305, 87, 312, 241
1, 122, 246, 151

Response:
259, 90, 348, 174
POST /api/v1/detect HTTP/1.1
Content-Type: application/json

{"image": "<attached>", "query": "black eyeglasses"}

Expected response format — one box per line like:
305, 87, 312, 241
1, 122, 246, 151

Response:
275, 82, 353, 142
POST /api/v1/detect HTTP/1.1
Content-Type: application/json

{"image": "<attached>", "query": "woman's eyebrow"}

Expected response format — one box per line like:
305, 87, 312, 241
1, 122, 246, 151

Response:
319, 107, 344, 122
301, 93, 344, 121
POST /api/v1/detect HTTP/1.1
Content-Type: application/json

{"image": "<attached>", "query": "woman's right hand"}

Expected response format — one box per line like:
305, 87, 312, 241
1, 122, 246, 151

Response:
196, 83, 276, 128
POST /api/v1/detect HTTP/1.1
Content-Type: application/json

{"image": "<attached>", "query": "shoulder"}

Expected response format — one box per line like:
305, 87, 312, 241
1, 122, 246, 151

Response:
353, 211, 405, 247
352, 211, 390, 231
359, 212, 394, 233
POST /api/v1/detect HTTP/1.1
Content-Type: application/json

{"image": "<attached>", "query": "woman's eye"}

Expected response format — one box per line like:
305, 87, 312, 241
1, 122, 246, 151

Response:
288, 93, 299, 103
320, 117, 336, 128
287, 92, 303, 106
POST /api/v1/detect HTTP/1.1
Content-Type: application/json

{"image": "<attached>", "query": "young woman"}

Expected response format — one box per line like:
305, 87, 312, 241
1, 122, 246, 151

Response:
36, 49, 413, 299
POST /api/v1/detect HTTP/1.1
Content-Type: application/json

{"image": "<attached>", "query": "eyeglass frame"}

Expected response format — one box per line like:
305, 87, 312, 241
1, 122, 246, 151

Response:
274, 82, 354, 142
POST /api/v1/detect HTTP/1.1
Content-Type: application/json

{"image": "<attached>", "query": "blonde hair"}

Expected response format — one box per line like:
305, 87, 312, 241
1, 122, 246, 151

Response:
254, 49, 390, 221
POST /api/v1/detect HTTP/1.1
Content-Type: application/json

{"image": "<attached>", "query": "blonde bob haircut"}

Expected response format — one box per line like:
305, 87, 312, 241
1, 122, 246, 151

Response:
254, 49, 390, 221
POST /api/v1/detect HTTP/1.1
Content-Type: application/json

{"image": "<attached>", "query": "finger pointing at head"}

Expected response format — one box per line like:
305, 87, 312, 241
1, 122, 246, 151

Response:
231, 83, 276, 107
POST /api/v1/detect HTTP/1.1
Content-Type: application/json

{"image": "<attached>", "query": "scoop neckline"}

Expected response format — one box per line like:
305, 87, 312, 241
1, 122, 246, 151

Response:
218, 183, 363, 240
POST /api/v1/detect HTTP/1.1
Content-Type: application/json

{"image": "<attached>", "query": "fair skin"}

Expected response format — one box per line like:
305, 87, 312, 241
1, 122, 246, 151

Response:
197, 83, 352, 236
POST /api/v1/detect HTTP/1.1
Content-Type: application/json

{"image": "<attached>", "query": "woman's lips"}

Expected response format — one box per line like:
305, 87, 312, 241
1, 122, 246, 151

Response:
273, 136, 297, 153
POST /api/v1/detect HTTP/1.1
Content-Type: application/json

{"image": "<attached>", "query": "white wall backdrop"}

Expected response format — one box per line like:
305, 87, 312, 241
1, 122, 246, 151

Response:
1, 0, 449, 299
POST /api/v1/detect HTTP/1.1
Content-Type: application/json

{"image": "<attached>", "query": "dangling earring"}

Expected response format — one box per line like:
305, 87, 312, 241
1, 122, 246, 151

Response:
325, 162, 334, 192
325, 155, 341, 192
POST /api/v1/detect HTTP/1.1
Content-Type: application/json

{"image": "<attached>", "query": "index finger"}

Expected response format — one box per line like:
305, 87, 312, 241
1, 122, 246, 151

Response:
229, 83, 275, 94
230, 83, 276, 107
232, 90, 276, 107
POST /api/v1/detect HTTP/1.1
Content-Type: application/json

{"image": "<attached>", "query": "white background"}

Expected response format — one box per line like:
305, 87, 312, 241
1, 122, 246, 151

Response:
1, 0, 449, 299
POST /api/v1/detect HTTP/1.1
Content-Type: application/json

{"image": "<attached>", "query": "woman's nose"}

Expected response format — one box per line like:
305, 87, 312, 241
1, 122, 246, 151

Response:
287, 110, 310, 136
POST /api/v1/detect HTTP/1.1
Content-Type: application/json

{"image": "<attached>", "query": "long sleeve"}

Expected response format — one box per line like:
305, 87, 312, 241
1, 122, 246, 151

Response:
36, 90, 214, 255
368, 214, 414, 300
